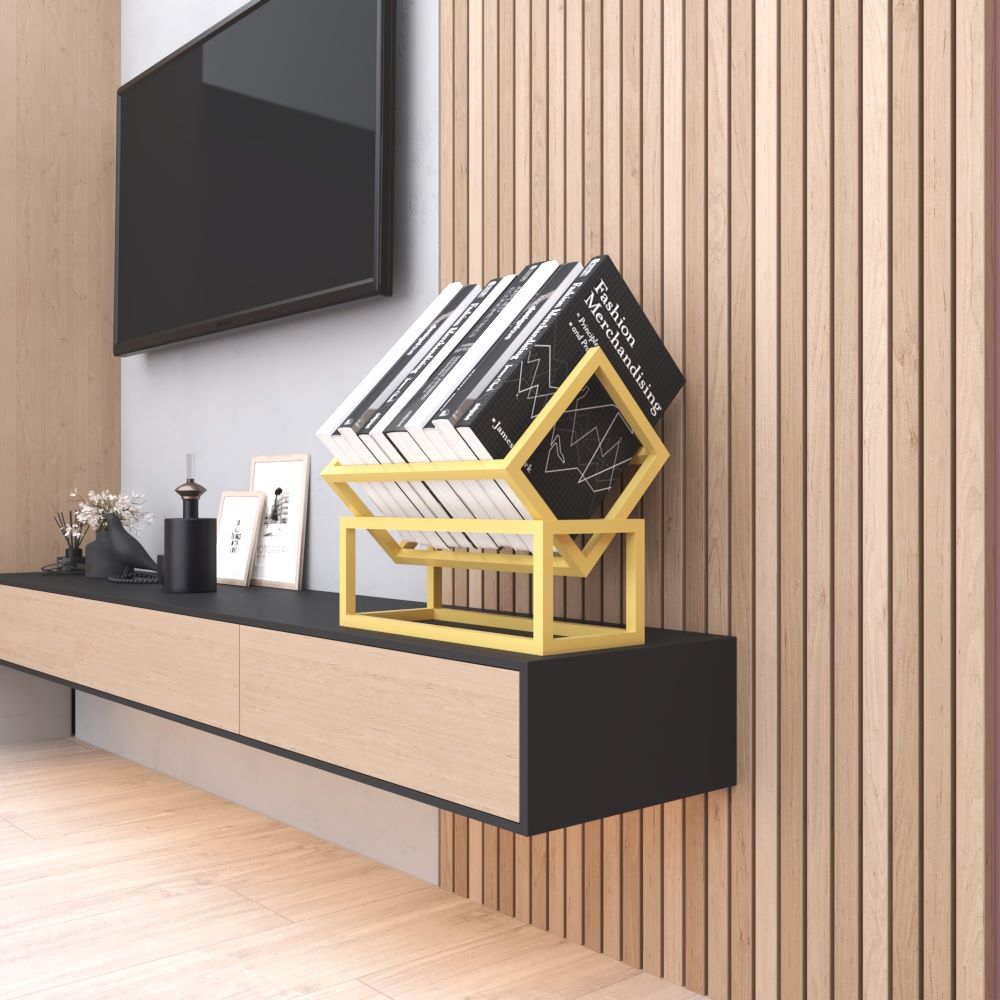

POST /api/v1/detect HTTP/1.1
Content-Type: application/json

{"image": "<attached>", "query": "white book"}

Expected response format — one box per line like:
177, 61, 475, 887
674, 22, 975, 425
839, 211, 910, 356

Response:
385, 266, 544, 549
399, 261, 561, 550
316, 283, 464, 452
370, 281, 513, 550
377, 277, 521, 550
317, 283, 471, 549
325, 431, 416, 546
430, 262, 584, 533
352, 285, 487, 550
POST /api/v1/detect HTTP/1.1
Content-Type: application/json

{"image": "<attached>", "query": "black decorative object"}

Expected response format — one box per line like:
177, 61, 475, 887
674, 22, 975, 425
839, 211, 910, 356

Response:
105, 514, 160, 584
162, 455, 216, 594
84, 531, 127, 580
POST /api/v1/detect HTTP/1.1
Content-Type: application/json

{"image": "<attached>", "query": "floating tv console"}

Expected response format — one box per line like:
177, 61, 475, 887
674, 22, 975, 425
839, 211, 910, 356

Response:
0, 575, 735, 835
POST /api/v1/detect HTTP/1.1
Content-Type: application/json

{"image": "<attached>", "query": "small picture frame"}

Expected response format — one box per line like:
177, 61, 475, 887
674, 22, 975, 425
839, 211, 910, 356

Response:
216, 491, 266, 587
249, 453, 310, 590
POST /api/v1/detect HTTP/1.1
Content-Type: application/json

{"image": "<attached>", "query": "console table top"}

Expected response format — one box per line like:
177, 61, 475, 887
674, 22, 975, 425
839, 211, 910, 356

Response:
0, 572, 727, 670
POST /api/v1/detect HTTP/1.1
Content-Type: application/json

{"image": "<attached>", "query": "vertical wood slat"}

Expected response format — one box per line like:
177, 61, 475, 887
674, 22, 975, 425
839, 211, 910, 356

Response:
642, 805, 664, 976
584, 820, 603, 952
779, 0, 806, 996
602, 814, 622, 960
861, 0, 892, 995
705, 0, 730, 991
890, 0, 922, 997
755, 0, 781, 997
831, 0, 862, 995
954, 2, 995, 999
729, 0, 755, 991
437, 3, 994, 999
805, 0, 833, 995
622, 809, 643, 968
922, 2, 954, 999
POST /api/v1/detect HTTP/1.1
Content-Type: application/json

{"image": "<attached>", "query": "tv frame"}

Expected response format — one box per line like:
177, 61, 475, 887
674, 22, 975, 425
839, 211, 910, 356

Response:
113, 0, 395, 357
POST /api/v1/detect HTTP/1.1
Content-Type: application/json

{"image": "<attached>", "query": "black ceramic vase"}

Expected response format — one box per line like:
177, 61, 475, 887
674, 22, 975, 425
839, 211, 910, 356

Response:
84, 530, 127, 579
162, 456, 216, 594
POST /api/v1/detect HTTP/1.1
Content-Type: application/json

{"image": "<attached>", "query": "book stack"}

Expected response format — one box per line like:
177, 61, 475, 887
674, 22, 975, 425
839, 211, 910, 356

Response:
317, 256, 685, 552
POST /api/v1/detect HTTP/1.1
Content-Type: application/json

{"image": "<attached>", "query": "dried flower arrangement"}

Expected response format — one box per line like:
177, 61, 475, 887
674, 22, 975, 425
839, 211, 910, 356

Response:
76, 490, 153, 534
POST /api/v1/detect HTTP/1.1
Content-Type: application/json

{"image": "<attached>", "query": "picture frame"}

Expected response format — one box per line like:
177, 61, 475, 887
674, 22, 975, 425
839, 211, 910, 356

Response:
249, 454, 310, 590
216, 491, 266, 587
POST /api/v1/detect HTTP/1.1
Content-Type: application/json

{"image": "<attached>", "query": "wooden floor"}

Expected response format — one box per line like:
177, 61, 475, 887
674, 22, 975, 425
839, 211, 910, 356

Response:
0, 740, 701, 1000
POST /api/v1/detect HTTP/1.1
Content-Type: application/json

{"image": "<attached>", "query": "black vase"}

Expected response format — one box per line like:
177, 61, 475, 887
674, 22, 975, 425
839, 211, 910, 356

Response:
84, 530, 127, 579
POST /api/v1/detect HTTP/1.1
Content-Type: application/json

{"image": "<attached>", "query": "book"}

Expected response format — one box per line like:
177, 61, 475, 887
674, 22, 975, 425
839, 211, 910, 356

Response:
455, 255, 685, 519
332, 283, 478, 548
428, 261, 583, 526
362, 279, 510, 550
316, 282, 469, 545
387, 261, 560, 551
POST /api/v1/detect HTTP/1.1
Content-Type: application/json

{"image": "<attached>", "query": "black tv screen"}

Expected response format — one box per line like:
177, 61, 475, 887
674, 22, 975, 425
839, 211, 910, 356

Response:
115, 0, 394, 355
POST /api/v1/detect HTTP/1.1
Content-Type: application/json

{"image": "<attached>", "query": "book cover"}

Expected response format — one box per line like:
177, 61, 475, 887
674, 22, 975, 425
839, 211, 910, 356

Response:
458, 255, 685, 519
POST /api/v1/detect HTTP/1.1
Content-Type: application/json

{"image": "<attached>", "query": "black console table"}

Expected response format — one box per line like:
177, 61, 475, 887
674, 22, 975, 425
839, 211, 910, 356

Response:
0, 573, 735, 835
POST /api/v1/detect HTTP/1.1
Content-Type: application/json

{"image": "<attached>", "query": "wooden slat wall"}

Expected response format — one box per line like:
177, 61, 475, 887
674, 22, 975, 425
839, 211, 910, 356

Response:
437, 2, 995, 997
0, 0, 121, 574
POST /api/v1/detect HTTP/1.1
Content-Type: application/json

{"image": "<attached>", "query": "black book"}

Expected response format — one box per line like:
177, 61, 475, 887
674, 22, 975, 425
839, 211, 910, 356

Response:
457, 255, 685, 519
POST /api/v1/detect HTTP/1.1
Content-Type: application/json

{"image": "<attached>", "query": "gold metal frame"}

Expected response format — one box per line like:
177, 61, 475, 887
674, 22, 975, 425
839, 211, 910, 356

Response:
321, 348, 669, 655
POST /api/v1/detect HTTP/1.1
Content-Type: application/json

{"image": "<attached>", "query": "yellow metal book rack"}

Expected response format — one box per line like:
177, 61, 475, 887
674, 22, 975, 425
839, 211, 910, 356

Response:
322, 347, 669, 655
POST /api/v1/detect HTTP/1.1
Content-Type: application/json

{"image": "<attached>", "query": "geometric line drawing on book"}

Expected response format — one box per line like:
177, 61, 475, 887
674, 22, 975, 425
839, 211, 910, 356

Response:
543, 395, 636, 495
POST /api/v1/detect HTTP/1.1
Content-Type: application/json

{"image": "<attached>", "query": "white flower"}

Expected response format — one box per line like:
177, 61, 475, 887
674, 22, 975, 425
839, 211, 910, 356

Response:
77, 490, 152, 532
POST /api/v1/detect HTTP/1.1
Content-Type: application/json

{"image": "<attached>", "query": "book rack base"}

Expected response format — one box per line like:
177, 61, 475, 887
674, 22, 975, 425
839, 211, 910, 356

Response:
339, 516, 645, 656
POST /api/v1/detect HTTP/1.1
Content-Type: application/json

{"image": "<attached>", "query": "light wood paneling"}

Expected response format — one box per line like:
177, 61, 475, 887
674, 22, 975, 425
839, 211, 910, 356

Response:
239, 627, 521, 822
0, 588, 238, 731
0, 0, 120, 574
438, 2, 996, 997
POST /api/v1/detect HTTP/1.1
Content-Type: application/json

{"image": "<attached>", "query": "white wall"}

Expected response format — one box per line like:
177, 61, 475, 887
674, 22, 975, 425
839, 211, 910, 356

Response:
0, 670, 71, 745
76, 0, 440, 882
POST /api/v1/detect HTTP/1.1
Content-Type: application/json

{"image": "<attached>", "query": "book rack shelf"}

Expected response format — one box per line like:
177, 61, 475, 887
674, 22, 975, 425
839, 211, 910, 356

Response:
321, 348, 670, 655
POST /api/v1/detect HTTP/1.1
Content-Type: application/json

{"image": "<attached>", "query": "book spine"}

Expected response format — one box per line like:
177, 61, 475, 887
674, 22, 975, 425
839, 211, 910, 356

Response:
369, 280, 510, 547
315, 282, 466, 453
367, 428, 475, 549
338, 427, 445, 549
403, 262, 561, 542
327, 431, 418, 546
429, 422, 534, 552
386, 428, 502, 550
336, 286, 483, 548
435, 262, 582, 427
407, 424, 528, 552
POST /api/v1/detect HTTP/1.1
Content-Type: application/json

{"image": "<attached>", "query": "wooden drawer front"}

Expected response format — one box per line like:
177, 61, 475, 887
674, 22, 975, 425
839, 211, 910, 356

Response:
239, 627, 521, 821
0, 587, 239, 731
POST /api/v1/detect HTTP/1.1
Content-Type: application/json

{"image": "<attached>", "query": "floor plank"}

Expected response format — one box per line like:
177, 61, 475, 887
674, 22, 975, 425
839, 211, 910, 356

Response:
0, 739, 702, 999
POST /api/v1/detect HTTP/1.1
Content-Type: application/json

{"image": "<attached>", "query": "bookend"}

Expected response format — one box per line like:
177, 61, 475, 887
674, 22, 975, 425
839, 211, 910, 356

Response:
322, 348, 669, 655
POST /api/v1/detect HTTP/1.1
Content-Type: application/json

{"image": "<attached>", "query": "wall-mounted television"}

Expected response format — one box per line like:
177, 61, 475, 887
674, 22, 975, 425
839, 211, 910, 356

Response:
114, 0, 394, 356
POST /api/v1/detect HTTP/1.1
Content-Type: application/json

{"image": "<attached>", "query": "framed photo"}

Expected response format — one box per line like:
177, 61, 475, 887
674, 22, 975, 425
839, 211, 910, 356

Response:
216, 491, 266, 587
249, 454, 310, 590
